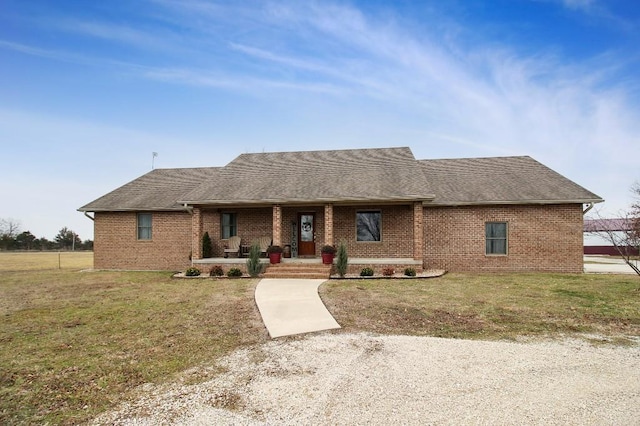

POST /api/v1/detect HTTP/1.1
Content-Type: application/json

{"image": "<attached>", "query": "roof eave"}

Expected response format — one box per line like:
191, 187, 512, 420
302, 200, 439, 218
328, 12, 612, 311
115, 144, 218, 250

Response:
77, 206, 190, 213
179, 195, 436, 206
425, 198, 604, 207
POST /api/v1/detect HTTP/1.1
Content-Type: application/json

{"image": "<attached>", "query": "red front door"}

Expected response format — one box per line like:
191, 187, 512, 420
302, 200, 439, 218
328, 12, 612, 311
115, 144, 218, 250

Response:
298, 213, 315, 256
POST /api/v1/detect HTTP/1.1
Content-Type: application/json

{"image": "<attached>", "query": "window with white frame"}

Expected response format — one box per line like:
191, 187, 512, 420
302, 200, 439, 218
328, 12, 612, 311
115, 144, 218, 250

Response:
356, 211, 381, 242
485, 222, 507, 255
137, 213, 152, 240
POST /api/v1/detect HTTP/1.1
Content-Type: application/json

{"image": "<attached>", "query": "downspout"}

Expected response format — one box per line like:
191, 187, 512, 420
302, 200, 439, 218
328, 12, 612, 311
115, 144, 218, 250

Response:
184, 204, 195, 266
582, 203, 594, 215
83, 212, 94, 221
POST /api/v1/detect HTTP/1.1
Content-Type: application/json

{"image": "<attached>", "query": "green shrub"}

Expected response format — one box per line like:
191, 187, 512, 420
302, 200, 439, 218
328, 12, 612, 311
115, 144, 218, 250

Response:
321, 244, 337, 254
360, 267, 374, 277
185, 267, 201, 277
227, 267, 242, 277
382, 267, 395, 276
202, 232, 213, 258
209, 265, 224, 277
404, 267, 417, 277
246, 244, 262, 277
336, 241, 348, 278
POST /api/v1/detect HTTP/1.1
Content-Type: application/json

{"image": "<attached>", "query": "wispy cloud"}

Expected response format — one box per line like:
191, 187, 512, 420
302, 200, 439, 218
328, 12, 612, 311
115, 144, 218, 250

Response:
2, 0, 638, 214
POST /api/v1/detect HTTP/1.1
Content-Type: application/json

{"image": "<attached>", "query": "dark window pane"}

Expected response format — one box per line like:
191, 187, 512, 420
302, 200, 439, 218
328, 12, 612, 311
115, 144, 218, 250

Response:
137, 213, 152, 240
222, 213, 237, 239
485, 222, 507, 255
357, 211, 381, 242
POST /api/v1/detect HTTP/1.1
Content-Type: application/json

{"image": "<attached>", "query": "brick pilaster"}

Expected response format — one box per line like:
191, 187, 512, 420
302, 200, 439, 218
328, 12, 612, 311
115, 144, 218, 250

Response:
191, 207, 203, 260
324, 203, 334, 246
272, 205, 282, 246
413, 201, 423, 261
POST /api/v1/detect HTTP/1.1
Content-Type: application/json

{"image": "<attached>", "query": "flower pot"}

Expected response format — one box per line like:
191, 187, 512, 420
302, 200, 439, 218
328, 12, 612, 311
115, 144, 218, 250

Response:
269, 252, 282, 264
321, 253, 335, 265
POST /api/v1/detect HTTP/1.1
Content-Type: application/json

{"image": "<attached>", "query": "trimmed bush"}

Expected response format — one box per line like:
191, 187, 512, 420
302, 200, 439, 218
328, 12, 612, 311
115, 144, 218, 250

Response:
404, 267, 417, 277
185, 267, 201, 277
336, 242, 348, 278
360, 267, 374, 277
382, 267, 395, 277
209, 265, 224, 277
202, 232, 213, 258
227, 267, 242, 277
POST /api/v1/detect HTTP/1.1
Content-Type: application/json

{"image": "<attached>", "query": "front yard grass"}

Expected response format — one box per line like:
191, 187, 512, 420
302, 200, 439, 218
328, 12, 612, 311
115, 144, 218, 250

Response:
1, 265, 638, 424
0, 269, 266, 425
321, 273, 640, 341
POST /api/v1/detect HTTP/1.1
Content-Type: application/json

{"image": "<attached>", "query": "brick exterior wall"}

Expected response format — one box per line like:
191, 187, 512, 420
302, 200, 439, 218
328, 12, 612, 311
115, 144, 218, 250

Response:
423, 204, 584, 273
93, 203, 585, 273
333, 205, 414, 258
94, 211, 191, 270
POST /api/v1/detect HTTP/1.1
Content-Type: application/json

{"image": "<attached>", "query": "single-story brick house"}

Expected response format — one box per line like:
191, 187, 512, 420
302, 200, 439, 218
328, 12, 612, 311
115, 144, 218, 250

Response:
79, 147, 602, 273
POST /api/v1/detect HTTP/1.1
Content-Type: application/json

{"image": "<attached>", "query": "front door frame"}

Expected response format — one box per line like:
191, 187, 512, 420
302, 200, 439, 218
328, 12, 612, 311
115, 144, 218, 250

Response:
297, 212, 316, 256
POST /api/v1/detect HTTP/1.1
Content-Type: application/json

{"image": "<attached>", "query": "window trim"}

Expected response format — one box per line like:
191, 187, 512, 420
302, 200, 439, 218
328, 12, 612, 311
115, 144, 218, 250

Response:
485, 221, 508, 256
221, 212, 238, 239
356, 210, 382, 242
137, 213, 152, 241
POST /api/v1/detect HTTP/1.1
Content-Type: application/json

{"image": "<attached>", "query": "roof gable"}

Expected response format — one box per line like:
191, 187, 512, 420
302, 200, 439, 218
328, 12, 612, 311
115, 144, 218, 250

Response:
180, 147, 434, 205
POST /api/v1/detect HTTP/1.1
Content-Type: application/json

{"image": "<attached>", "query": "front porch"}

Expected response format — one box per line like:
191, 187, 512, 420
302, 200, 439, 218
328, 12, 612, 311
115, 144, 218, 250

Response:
189, 202, 425, 264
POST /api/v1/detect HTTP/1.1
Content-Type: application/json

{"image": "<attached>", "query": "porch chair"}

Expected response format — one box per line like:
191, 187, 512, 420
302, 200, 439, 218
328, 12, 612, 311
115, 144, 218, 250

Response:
223, 236, 242, 258
253, 236, 272, 257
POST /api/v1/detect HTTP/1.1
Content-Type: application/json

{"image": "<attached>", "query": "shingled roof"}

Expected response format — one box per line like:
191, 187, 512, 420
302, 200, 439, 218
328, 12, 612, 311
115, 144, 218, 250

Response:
179, 147, 433, 205
79, 167, 221, 212
419, 156, 602, 205
79, 148, 603, 212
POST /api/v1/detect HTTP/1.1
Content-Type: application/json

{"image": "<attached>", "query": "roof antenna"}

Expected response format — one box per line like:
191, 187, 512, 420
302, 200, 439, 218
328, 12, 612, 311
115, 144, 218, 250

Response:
152, 152, 158, 170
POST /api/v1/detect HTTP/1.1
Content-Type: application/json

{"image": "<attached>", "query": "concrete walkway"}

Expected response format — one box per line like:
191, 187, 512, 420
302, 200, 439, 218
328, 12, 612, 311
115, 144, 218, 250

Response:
584, 256, 639, 274
255, 279, 341, 338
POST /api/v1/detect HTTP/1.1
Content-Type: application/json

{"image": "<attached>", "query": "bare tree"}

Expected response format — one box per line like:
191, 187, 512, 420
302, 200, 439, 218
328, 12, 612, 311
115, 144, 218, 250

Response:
588, 183, 640, 276
0, 218, 21, 250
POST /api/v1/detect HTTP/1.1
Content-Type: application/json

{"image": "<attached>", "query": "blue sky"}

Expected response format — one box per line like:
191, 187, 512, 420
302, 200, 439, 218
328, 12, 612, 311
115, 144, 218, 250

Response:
1, 0, 639, 241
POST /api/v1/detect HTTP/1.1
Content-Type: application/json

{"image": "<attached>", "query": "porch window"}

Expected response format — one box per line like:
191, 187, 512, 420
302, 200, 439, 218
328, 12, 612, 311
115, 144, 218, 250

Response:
486, 222, 507, 255
137, 213, 152, 240
221, 213, 237, 239
357, 211, 381, 242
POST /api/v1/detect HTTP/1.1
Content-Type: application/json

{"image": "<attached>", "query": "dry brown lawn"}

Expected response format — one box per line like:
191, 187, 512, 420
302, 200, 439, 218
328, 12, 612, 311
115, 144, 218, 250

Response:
1, 254, 638, 424
0, 251, 93, 271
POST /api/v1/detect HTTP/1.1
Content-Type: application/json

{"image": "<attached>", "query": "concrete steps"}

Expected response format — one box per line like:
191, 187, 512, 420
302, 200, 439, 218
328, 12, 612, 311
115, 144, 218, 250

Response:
263, 262, 332, 279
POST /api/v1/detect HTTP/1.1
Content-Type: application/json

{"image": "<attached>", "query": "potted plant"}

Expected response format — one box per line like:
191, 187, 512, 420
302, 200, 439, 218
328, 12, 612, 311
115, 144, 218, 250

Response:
321, 244, 337, 265
266, 245, 283, 264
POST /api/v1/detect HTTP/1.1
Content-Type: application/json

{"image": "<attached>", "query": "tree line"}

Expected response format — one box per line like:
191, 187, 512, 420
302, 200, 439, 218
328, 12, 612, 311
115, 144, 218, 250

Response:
0, 218, 92, 251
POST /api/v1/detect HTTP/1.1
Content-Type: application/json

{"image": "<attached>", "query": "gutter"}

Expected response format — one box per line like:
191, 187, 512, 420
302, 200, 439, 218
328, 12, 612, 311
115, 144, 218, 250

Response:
583, 202, 595, 215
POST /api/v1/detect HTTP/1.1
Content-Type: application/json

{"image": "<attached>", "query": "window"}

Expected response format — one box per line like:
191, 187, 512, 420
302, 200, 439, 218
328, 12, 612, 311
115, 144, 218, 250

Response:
356, 211, 381, 242
137, 213, 152, 240
221, 213, 237, 239
485, 222, 507, 255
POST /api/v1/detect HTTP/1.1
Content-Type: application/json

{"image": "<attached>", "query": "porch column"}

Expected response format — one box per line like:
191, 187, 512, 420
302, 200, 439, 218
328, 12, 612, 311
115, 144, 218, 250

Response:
191, 207, 203, 260
272, 204, 282, 246
413, 201, 423, 261
324, 203, 334, 246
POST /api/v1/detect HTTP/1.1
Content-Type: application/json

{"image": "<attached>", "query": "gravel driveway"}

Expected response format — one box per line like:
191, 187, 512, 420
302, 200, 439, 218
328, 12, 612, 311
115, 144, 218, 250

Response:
93, 333, 640, 425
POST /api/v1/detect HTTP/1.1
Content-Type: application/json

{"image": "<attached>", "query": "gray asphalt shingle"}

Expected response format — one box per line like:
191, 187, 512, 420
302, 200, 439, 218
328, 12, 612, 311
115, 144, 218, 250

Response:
79, 149, 602, 212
